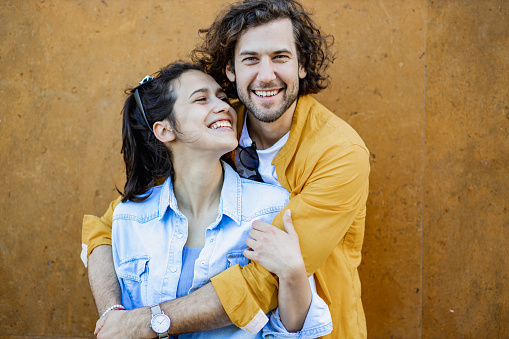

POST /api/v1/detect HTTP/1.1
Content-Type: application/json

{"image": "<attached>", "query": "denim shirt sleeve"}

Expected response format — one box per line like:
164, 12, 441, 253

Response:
261, 291, 333, 338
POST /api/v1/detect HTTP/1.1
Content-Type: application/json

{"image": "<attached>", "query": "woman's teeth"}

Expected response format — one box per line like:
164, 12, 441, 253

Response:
210, 120, 232, 129
254, 90, 279, 97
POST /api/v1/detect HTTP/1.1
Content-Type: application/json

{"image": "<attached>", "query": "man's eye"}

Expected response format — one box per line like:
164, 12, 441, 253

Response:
243, 57, 257, 62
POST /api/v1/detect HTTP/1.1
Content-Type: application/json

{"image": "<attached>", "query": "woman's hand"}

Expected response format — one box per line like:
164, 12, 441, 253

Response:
244, 210, 306, 279
244, 209, 312, 332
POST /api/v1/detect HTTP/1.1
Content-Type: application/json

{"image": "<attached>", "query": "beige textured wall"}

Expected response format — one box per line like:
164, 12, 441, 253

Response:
0, 1, 507, 338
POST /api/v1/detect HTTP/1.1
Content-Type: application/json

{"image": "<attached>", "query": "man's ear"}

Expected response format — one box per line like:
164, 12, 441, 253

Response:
226, 62, 236, 82
153, 120, 176, 143
298, 63, 307, 79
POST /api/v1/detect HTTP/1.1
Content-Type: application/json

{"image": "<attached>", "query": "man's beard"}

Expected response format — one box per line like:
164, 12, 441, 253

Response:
238, 81, 299, 123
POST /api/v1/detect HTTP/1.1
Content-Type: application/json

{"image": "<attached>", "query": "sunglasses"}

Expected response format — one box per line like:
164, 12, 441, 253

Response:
238, 141, 263, 182
130, 75, 155, 132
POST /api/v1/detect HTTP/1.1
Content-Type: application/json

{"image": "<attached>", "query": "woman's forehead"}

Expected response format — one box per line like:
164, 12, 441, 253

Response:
178, 70, 222, 94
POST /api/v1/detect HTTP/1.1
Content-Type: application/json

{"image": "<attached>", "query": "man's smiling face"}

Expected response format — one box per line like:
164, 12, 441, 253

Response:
226, 18, 307, 123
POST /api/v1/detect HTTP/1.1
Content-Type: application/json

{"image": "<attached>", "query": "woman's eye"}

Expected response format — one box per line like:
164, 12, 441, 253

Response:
195, 97, 207, 102
220, 97, 230, 103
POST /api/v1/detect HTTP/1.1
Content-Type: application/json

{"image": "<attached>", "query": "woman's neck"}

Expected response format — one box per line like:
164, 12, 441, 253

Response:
171, 154, 223, 219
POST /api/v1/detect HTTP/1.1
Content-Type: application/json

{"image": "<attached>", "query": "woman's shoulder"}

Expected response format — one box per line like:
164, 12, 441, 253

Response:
239, 178, 290, 217
113, 183, 166, 221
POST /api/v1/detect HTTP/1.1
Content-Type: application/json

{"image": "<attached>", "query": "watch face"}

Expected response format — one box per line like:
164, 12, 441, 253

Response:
151, 314, 170, 333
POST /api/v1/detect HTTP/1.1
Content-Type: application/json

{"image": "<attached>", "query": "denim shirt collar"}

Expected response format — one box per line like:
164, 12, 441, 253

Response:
157, 161, 241, 226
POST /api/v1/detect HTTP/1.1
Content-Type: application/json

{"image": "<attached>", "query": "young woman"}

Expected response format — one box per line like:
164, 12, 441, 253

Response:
110, 62, 332, 338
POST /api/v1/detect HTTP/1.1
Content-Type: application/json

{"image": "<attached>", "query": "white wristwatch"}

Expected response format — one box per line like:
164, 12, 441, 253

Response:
150, 304, 171, 339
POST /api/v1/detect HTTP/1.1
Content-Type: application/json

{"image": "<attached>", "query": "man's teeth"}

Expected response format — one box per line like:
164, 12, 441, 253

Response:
255, 90, 279, 97
210, 121, 232, 129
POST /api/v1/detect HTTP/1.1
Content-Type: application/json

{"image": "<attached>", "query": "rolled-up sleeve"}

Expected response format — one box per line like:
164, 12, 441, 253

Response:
81, 196, 122, 259
211, 263, 278, 333
262, 291, 333, 338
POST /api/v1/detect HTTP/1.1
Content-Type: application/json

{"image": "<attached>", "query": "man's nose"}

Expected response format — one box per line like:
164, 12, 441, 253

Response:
256, 58, 277, 83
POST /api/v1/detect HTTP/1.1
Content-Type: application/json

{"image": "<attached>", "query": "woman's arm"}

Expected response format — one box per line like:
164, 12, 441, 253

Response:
244, 210, 311, 332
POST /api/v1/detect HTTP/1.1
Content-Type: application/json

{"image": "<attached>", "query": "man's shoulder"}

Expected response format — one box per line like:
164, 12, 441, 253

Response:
297, 95, 368, 152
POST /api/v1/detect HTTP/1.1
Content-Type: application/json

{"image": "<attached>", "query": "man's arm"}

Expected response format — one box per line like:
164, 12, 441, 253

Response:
82, 197, 122, 315
88, 245, 122, 315
96, 283, 232, 338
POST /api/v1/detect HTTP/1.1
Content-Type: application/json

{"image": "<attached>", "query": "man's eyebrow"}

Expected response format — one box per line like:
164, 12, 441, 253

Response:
238, 49, 293, 56
239, 50, 258, 56
274, 48, 293, 55
189, 88, 208, 98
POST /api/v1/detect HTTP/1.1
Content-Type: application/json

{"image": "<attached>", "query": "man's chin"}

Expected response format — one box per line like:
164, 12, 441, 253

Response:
249, 109, 286, 123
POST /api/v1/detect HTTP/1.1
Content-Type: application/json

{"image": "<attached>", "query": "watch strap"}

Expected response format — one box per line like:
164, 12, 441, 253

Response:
151, 304, 163, 316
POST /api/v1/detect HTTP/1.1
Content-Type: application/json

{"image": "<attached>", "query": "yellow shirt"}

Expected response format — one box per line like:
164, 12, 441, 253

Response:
82, 95, 369, 338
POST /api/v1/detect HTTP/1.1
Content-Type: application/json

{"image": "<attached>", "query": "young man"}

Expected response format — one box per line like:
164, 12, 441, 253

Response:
85, 1, 370, 338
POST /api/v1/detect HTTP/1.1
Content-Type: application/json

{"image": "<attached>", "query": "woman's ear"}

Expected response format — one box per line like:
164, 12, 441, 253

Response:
153, 120, 175, 143
226, 63, 236, 82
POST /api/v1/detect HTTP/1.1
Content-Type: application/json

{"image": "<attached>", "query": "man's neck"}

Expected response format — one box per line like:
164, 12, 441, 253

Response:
246, 99, 297, 150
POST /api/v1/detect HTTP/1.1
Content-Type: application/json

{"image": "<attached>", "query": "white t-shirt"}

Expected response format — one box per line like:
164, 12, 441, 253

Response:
236, 116, 289, 187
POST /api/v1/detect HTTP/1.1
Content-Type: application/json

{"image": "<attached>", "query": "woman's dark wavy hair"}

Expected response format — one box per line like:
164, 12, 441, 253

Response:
191, 0, 334, 99
120, 61, 202, 203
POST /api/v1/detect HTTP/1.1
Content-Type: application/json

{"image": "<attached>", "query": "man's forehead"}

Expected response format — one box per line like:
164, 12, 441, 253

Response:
234, 18, 296, 55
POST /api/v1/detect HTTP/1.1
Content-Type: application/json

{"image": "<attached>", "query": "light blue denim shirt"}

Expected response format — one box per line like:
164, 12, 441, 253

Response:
112, 162, 332, 338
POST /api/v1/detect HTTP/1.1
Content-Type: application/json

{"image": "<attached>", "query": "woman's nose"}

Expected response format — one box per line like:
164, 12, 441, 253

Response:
214, 98, 230, 113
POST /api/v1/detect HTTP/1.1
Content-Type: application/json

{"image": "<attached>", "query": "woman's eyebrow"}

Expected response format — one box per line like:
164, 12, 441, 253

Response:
189, 88, 208, 98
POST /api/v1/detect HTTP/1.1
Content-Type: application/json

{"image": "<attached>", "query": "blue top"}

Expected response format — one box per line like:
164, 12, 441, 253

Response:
176, 247, 202, 298
112, 162, 333, 338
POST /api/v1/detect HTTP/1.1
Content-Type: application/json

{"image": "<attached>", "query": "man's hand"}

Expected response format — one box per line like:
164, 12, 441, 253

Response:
244, 210, 305, 279
95, 308, 153, 339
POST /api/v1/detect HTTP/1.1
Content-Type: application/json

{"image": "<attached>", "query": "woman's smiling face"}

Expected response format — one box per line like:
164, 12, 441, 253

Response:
170, 70, 238, 156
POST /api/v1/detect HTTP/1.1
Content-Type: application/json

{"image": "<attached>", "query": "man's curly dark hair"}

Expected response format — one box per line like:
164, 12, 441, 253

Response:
191, 0, 335, 99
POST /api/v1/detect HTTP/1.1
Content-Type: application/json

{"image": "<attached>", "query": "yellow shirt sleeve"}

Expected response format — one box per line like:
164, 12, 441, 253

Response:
211, 144, 370, 330
82, 195, 122, 258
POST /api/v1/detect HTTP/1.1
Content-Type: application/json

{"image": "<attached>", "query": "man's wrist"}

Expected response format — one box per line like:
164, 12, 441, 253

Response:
128, 307, 155, 338
101, 304, 126, 318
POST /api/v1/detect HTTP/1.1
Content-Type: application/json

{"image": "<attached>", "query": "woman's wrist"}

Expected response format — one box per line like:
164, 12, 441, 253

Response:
277, 259, 307, 281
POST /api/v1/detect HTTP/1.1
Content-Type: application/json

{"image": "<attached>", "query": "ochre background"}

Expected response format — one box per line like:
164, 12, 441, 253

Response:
1, 1, 507, 338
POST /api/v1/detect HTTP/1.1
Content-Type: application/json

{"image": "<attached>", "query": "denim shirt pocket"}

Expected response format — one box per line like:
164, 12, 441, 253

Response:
116, 255, 149, 306
226, 251, 249, 268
